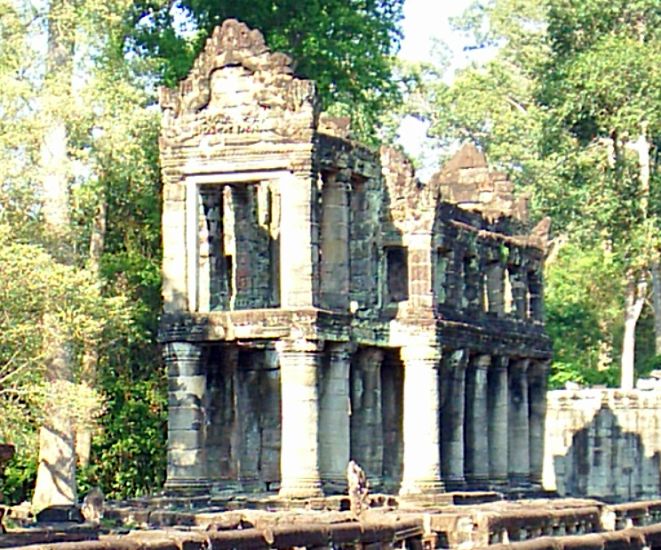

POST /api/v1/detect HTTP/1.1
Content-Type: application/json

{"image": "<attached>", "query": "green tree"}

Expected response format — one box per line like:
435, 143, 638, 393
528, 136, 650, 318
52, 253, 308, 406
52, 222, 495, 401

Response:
0, 225, 132, 503
0, 0, 167, 505
420, 0, 660, 387
126, 0, 404, 141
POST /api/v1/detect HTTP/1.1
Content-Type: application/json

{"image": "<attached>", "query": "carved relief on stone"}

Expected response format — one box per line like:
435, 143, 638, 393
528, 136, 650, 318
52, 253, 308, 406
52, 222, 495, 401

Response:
379, 146, 436, 231
160, 18, 318, 144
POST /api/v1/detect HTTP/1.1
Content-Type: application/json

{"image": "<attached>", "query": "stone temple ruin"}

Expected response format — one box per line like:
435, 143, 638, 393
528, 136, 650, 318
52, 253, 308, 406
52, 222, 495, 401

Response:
158, 19, 552, 498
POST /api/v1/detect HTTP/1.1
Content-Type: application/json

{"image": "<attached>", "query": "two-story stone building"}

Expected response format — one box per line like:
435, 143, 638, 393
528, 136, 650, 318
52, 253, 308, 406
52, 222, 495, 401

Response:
158, 19, 552, 498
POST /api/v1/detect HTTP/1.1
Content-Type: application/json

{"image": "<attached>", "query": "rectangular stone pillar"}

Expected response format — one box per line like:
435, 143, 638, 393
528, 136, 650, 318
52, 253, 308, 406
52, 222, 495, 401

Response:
488, 356, 509, 486
508, 358, 530, 486
319, 172, 350, 310
408, 233, 434, 311
528, 359, 549, 487
231, 186, 254, 309
319, 343, 351, 493
508, 264, 528, 320
279, 173, 317, 308
350, 348, 384, 488
206, 346, 240, 490
400, 345, 444, 495
164, 341, 209, 492
237, 349, 263, 491
440, 349, 467, 490
162, 180, 187, 313
465, 354, 490, 488
277, 339, 323, 497
486, 262, 505, 315
528, 269, 544, 321
381, 352, 404, 491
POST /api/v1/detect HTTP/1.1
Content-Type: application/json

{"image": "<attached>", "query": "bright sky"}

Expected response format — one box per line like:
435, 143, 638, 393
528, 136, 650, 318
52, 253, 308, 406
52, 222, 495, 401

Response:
397, 0, 486, 178
400, 0, 475, 66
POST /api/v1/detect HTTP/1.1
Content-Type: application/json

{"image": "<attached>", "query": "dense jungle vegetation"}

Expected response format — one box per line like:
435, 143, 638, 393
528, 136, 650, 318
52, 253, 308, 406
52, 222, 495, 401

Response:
0, 0, 658, 505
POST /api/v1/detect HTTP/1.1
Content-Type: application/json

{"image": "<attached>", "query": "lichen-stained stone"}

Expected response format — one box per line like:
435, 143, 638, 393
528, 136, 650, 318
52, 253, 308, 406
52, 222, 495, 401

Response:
158, 19, 552, 497
544, 389, 661, 501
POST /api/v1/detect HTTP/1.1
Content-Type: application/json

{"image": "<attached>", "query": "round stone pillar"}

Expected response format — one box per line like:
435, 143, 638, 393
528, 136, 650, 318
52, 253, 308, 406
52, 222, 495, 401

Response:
350, 347, 384, 487
319, 342, 352, 492
465, 354, 491, 488
528, 359, 550, 487
441, 349, 467, 490
400, 345, 444, 495
164, 341, 209, 493
508, 358, 531, 486
488, 356, 509, 486
278, 339, 323, 498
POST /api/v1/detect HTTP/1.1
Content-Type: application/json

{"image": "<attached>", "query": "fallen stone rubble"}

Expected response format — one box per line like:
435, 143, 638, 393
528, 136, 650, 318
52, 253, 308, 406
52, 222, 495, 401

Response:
5, 497, 661, 549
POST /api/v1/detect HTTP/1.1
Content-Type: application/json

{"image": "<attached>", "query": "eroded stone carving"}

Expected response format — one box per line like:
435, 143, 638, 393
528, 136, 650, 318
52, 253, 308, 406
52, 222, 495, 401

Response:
159, 19, 552, 499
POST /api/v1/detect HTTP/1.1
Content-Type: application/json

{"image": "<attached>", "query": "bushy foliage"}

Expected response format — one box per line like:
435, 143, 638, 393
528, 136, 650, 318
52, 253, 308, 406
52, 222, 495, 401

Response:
544, 244, 622, 387
0, 225, 133, 502
415, 0, 660, 385
125, 0, 405, 142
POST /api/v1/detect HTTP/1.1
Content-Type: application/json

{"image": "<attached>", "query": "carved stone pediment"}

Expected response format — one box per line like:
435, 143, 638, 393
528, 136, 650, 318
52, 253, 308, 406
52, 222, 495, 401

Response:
160, 19, 317, 132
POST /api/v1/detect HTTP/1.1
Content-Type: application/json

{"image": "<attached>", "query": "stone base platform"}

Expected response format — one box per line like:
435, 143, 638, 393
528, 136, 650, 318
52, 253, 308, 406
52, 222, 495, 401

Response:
6, 497, 661, 549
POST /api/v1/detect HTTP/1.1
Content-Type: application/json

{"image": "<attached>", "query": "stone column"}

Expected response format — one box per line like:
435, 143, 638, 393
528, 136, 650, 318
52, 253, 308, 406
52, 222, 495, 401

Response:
320, 172, 350, 310
231, 186, 253, 309
508, 359, 530, 486
164, 341, 209, 492
278, 339, 323, 498
465, 354, 490, 488
162, 179, 187, 314
462, 255, 481, 310
400, 345, 444, 495
488, 356, 509, 486
440, 349, 467, 490
319, 343, 351, 493
279, 173, 317, 308
528, 359, 550, 487
528, 269, 544, 322
486, 262, 505, 315
408, 233, 435, 311
509, 264, 528, 320
350, 348, 384, 487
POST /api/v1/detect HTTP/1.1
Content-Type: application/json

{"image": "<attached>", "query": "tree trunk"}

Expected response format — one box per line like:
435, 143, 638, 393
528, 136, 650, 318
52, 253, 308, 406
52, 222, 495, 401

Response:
652, 262, 661, 356
620, 274, 646, 390
32, 315, 77, 510
76, 195, 107, 468
619, 126, 653, 388
32, 0, 77, 511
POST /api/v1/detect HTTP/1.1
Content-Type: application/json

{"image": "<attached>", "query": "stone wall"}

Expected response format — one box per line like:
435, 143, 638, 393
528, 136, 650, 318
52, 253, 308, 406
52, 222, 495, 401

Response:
159, 19, 553, 497
544, 389, 661, 501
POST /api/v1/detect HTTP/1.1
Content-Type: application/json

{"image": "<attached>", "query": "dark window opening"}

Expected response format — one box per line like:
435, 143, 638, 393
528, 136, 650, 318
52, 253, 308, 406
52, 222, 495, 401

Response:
386, 246, 408, 303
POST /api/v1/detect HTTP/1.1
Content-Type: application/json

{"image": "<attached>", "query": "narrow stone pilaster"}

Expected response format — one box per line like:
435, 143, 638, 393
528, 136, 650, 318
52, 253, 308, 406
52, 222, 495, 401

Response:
400, 345, 444, 495
407, 233, 434, 312
528, 359, 550, 487
486, 262, 505, 315
488, 356, 509, 486
440, 349, 467, 490
350, 347, 384, 487
320, 172, 350, 310
278, 339, 323, 498
231, 185, 254, 309
509, 265, 528, 320
528, 269, 544, 322
279, 173, 317, 308
319, 343, 351, 493
206, 346, 240, 489
465, 354, 490, 488
508, 358, 530, 486
164, 341, 209, 492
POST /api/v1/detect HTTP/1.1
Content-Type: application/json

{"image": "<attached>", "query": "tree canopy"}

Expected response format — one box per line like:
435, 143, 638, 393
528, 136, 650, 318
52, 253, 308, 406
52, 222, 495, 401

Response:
126, 0, 404, 140
417, 0, 660, 387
